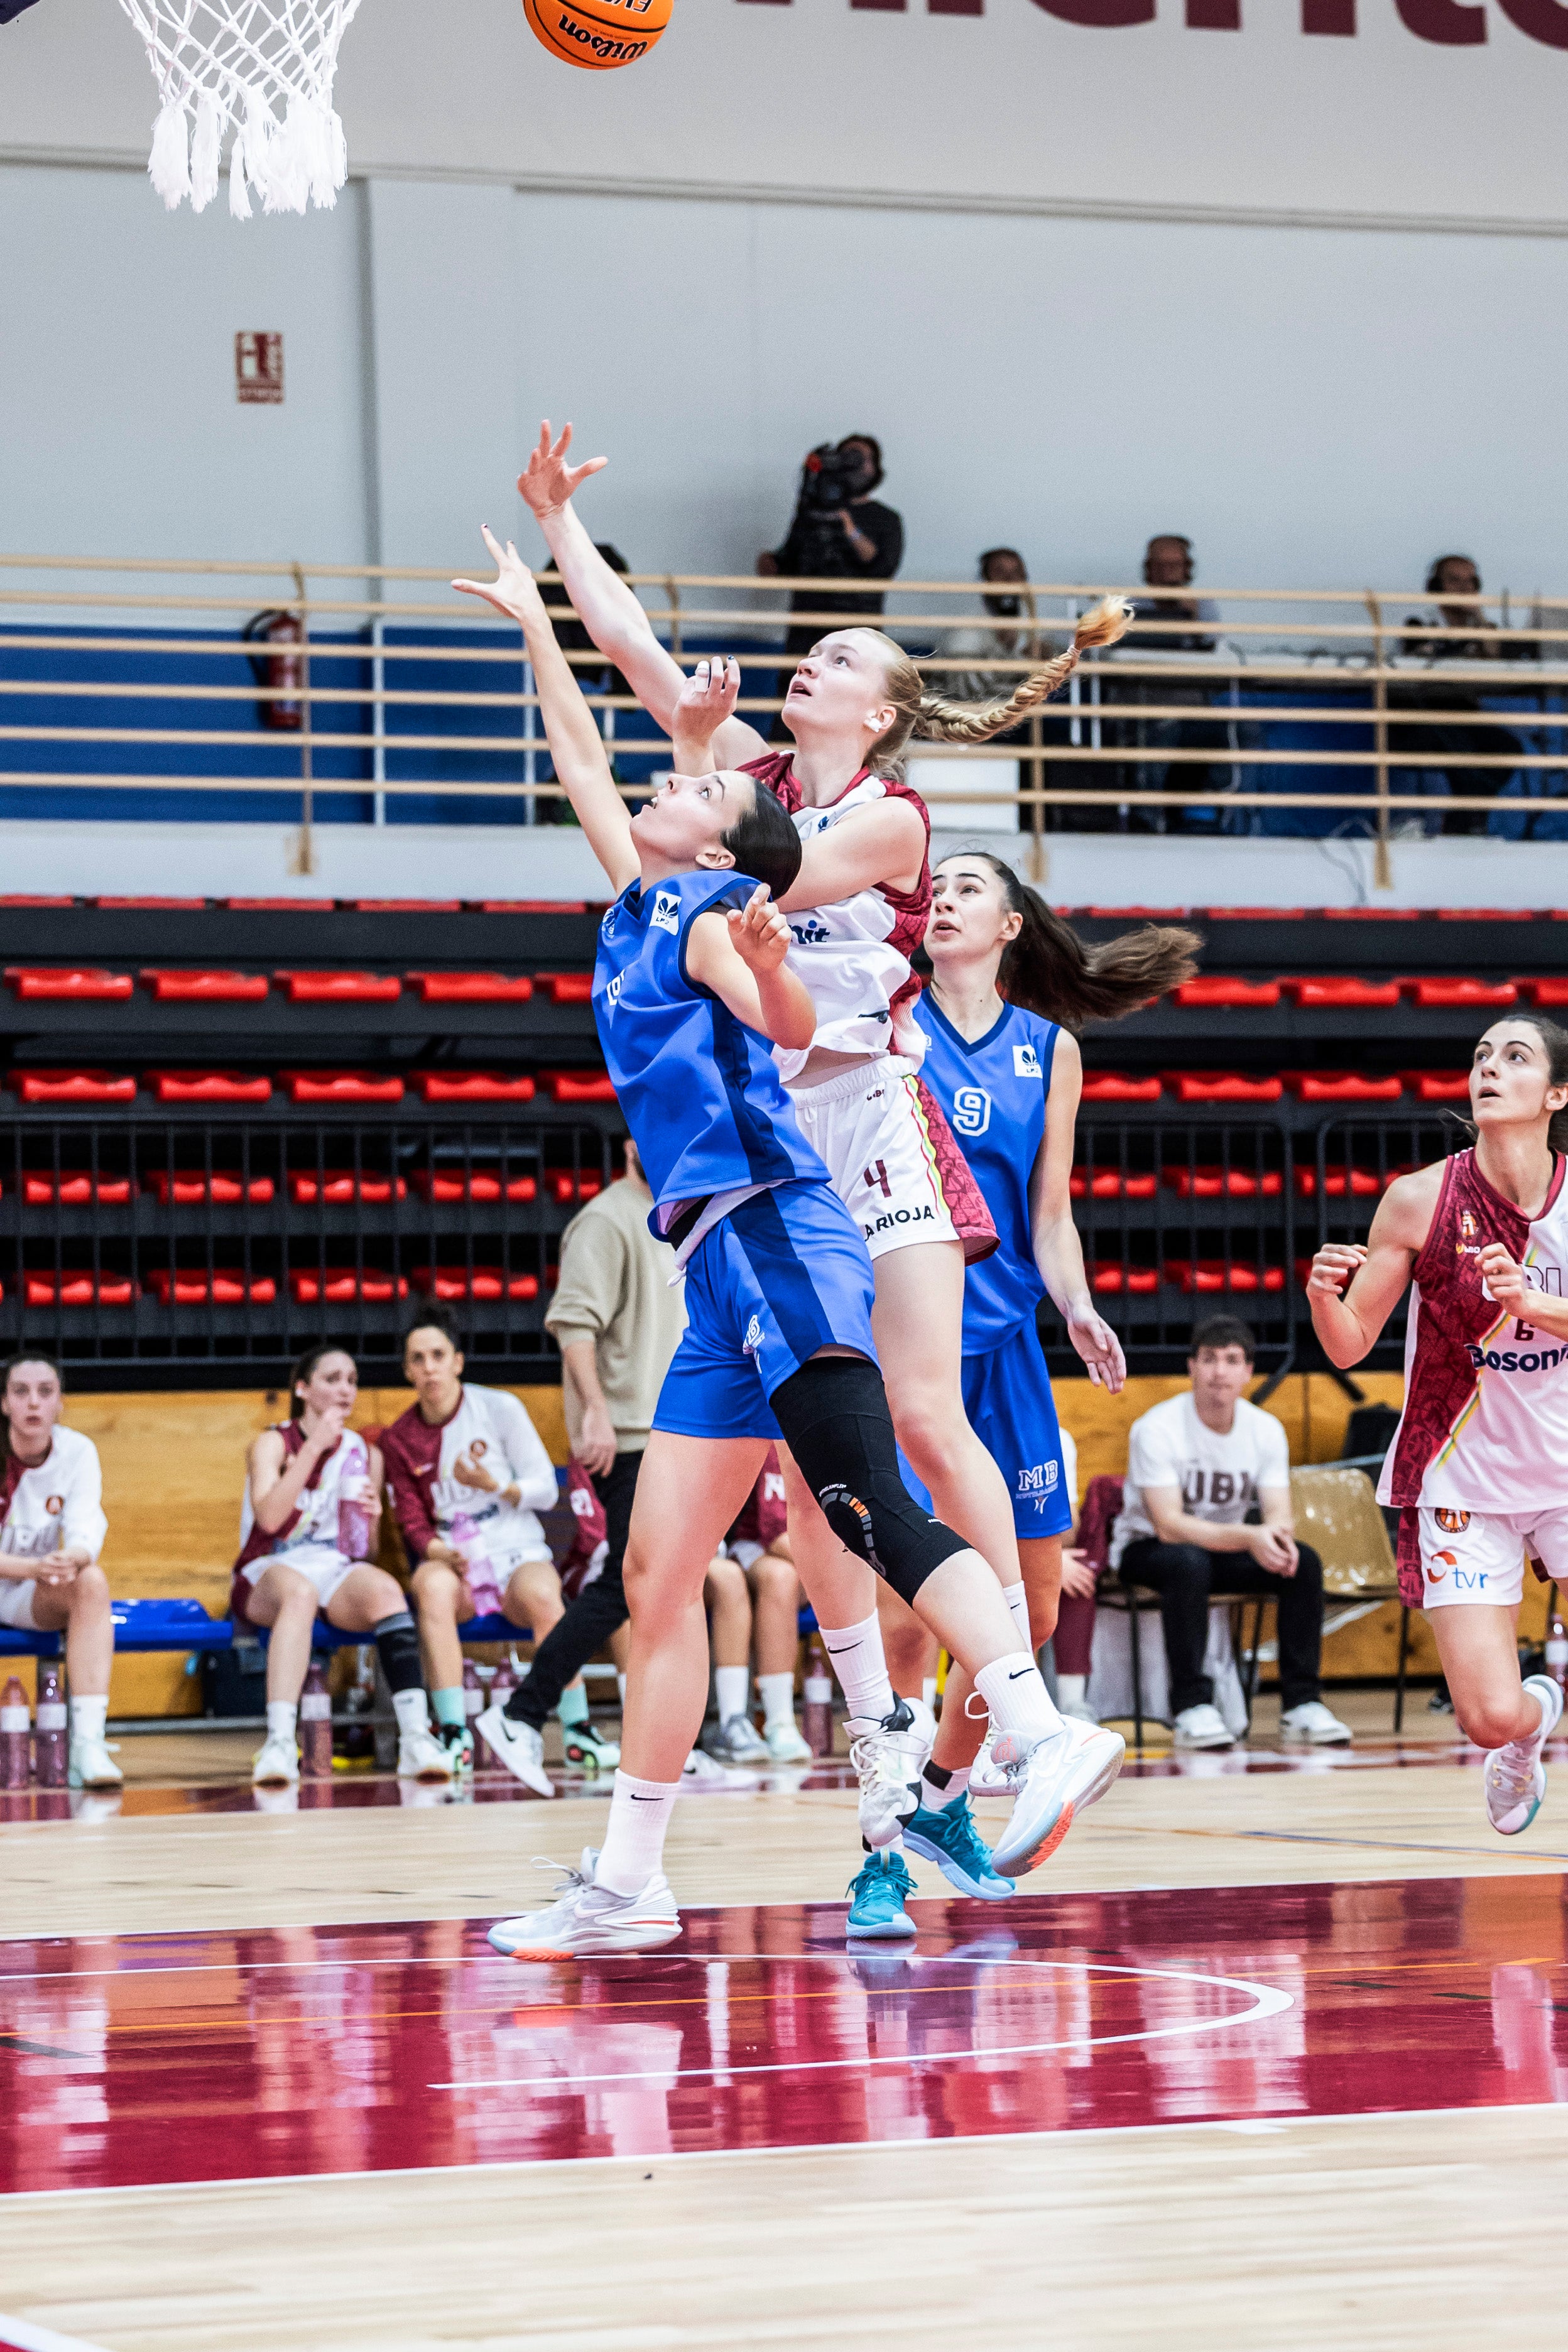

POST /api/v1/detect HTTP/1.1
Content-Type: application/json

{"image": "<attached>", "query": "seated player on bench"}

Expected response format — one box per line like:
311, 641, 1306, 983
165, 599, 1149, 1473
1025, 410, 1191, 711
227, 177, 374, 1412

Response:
236, 1343, 452, 1788
0, 1352, 120, 1790
701, 1446, 811, 1765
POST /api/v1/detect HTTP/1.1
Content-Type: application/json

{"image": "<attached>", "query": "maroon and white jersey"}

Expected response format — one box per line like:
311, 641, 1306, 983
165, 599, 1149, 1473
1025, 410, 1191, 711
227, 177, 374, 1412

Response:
1379, 1149, 1568, 1518
234, 1420, 374, 1575
726, 1446, 788, 1557
741, 754, 931, 1083
0, 1425, 107, 1564
381, 1383, 558, 1573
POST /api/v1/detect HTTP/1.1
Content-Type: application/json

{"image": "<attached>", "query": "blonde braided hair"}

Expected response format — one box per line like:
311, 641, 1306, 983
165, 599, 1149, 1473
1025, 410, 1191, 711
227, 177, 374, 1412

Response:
862, 595, 1133, 775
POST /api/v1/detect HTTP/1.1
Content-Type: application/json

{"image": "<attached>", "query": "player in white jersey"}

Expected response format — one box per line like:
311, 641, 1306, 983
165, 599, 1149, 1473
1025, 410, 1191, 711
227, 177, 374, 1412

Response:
237, 1344, 452, 1788
1310, 1014, 1568, 1836
514, 422, 1131, 1835
0, 1353, 119, 1788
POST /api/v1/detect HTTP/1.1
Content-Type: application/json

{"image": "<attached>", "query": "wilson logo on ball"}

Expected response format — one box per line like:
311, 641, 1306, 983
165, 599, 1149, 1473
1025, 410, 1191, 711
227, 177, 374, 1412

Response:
525, 0, 672, 70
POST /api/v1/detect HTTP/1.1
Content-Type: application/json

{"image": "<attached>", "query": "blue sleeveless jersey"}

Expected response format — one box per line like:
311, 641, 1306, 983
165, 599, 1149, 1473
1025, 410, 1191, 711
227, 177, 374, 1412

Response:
910, 993, 1059, 1351
594, 871, 830, 1214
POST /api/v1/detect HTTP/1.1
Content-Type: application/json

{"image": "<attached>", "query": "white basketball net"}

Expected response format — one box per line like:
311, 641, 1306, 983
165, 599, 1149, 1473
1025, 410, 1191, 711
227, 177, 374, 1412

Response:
115, 0, 366, 217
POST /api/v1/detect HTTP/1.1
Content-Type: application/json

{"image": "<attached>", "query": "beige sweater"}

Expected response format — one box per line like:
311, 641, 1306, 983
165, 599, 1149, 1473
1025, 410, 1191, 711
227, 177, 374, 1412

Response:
545, 1177, 687, 1454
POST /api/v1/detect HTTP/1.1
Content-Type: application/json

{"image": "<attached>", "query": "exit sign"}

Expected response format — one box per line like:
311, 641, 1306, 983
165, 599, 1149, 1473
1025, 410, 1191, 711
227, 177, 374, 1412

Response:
236, 332, 284, 405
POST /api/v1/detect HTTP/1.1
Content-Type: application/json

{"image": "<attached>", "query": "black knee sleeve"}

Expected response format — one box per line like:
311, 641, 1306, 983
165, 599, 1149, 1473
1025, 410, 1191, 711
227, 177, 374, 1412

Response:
371, 1608, 423, 1697
770, 1357, 971, 1606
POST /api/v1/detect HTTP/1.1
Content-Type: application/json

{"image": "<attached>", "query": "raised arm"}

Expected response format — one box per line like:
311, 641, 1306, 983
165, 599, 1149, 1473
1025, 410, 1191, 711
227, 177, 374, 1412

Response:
521, 422, 766, 765
1028, 1031, 1126, 1392
453, 527, 639, 895
1307, 1165, 1439, 1368
685, 890, 817, 1052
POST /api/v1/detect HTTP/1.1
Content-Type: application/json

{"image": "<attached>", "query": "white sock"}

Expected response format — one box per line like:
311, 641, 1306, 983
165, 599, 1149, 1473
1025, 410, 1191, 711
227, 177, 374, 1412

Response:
922, 1675, 938, 1712
819, 1612, 895, 1727
1001, 1581, 1032, 1651
68, 1694, 107, 1744
920, 1759, 970, 1810
392, 1687, 430, 1740
266, 1700, 298, 1743
714, 1665, 750, 1724
974, 1652, 1060, 1746
1058, 1673, 1087, 1708
757, 1671, 795, 1730
597, 1770, 680, 1895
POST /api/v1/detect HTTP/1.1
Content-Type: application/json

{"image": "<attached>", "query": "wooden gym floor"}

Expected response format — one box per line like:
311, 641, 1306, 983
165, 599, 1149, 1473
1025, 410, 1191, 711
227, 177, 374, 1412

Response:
1, 1690, 1562, 2352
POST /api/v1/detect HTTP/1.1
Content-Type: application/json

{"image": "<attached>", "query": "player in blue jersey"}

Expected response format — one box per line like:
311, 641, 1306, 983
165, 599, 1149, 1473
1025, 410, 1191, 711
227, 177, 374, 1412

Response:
890, 854, 1198, 1900
452, 534, 1121, 1956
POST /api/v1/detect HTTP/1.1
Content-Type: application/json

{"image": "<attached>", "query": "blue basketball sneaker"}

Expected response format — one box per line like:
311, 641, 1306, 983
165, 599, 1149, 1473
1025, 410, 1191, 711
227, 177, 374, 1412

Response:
903, 1797, 1015, 1901
845, 1849, 918, 1940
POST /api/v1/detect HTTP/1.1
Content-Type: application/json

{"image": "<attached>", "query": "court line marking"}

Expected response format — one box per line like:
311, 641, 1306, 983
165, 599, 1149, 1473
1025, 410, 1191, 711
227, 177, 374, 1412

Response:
0, 2317, 114, 2352
428, 1954, 1295, 2092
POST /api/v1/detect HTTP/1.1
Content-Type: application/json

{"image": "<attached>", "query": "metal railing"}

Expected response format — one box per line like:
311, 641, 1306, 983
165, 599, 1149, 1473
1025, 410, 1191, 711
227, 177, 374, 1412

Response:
3, 553, 1567, 877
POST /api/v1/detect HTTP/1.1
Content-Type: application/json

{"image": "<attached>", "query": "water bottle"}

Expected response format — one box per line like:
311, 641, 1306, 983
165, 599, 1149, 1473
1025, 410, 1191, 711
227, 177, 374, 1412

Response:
803, 1635, 834, 1759
338, 1644, 376, 1763
34, 1663, 67, 1788
338, 1485, 374, 1564
300, 1660, 334, 1778
1547, 1614, 1568, 1699
0, 1676, 31, 1788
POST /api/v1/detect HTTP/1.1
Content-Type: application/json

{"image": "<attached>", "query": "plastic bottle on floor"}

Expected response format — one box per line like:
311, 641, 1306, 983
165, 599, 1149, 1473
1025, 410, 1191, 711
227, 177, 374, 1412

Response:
803, 1635, 834, 1758
0, 1675, 30, 1788
300, 1660, 334, 1778
33, 1664, 67, 1787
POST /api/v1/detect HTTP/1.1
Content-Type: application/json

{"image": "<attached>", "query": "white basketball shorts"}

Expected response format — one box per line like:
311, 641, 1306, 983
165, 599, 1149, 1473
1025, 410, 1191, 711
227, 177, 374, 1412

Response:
0, 1577, 42, 1630
240, 1542, 359, 1613
1418, 1504, 1568, 1610
786, 1057, 995, 1265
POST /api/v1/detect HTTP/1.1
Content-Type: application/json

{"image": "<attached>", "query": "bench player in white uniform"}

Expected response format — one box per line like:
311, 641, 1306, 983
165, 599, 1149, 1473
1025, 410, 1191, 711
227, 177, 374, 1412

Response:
1310, 1013, 1568, 1836
0, 1353, 119, 1789
236, 1344, 452, 1787
514, 422, 1131, 1831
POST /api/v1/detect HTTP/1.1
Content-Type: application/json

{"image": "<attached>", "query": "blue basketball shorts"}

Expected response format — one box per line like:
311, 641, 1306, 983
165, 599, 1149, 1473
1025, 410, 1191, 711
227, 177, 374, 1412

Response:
653, 1180, 879, 1442
899, 1314, 1073, 1540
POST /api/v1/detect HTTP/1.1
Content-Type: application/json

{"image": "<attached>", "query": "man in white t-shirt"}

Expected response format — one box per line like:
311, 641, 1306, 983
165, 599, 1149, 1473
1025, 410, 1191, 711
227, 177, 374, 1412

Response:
1111, 1317, 1349, 1751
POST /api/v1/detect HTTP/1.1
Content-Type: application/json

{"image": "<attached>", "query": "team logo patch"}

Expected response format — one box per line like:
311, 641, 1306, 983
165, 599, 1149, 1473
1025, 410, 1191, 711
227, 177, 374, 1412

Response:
651, 890, 680, 935
1013, 1043, 1043, 1080
1425, 1549, 1459, 1582
45, 1495, 63, 1517
602, 972, 623, 1011
1016, 1461, 1060, 1503
952, 1087, 992, 1137
1435, 1508, 1469, 1535
743, 1314, 763, 1356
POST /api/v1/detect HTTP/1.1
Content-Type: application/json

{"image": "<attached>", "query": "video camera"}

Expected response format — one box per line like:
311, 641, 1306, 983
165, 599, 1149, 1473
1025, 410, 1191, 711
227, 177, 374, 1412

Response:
799, 442, 867, 517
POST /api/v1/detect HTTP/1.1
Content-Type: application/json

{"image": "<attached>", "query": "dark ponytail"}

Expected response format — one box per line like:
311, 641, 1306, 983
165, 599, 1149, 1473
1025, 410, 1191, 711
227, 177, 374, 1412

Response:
0, 1353, 64, 1465
949, 853, 1200, 1030
1452, 1013, 1568, 1157
289, 1342, 356, 1418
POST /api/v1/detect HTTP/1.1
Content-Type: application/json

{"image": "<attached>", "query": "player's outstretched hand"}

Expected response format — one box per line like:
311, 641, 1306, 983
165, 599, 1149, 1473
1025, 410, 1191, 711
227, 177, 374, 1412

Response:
727, 884, 792, 974
518, 420, 607, 521
672, 658, 741, 763
1478, 1241, 1530, 1314
1307, 1242, 1366, 1300
1065, 1301, 1126, 1393
452, 526, 542, 624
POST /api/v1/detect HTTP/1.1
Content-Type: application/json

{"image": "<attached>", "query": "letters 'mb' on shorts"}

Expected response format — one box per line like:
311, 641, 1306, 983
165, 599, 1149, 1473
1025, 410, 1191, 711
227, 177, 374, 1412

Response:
1418, 1503, 1568, 1609
898, 1317, 1073, 1542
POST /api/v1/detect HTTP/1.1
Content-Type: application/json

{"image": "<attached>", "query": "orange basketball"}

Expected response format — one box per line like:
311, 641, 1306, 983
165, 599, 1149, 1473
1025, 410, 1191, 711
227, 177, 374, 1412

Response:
524, 0, 671, 68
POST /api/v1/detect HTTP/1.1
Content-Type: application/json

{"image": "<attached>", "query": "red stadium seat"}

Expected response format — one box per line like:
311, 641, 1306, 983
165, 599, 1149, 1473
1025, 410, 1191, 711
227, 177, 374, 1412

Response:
406, 971, 534, 1003
148, 1072, 272, 1104
544, 1071, 617, 1104
289, 1173, 408, 1204
481, 900, 589, 915
1401, 1070, 1470, 1102
411, 1266, 542, 1302
1295, 1167, 1381, 1197
1070, 1170, 1157, 1200
4, 967, 133, 1000
7, 1071, 137, 1104
1323, 907, 1422, 921
275, 970, 401, 1003
1279, 977, 1401, 1008
1089, 1263, 1160, 1294
290, 1269, 410, 1304
1172, 978, 1280, 1008
1437, 908, 1533, 922
1079, 1073, 1162, 1104
140, 969, 269, 1002
283, 1072, 405, 1104
1518, 979, 1568, 1008
1163, 1261, 1285, 1293
410, 1073, 536, 1103
546, 1173, 604, 1206
1166, 1072, 1283, 1103
0, 896, 73, 909
24, 1274, 137, 1307
23, 1176, 134, 1206
1283, 1072, 1402, 1102
1162, 1167, 1282, 1198
144, 1269, 277, 1305
351, 900, 462, 913
1402, 977, 1517, 1009
535, 972, 595, 1004
94, 896, 205, 910
410, 1171, 538, 1204
1086, 905, 1188, 919
224, 898, 334, 912
146, 1172, 275, 1206
1201, 907, 1306, 920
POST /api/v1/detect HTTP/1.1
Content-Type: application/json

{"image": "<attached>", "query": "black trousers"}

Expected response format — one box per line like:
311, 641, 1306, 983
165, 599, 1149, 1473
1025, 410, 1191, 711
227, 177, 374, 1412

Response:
508, 1449, 642, 1731
1118, 1537, 1326, 1716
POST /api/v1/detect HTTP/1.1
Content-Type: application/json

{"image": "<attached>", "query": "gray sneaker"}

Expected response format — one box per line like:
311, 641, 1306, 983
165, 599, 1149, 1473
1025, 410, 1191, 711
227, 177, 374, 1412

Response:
702, 1712, 770, 1764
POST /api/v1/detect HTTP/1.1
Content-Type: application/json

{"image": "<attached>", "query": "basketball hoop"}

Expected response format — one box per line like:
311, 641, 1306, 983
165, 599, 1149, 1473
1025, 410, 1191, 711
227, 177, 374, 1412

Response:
114, 0, 366, 217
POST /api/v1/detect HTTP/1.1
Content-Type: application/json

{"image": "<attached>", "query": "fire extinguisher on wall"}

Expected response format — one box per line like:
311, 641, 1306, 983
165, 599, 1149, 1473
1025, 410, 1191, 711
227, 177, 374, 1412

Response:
242, 607, 305, 732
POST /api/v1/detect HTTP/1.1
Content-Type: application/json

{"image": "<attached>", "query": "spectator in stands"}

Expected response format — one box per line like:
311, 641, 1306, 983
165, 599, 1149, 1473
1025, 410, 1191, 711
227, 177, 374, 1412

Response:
1124, 535, 1219, 653
936, 549, 1065, 707
757, 435, 903, 732
1114, 534, 1232, 821
476, 1136, 688, 1794
1393, 554, 1526, 836
701, 1447, 811, 1764
1109, 1317, 1351, 1750
383, 1312, 591, 1772
236, 1344, 452, 1788
0, 1353, 119, 1790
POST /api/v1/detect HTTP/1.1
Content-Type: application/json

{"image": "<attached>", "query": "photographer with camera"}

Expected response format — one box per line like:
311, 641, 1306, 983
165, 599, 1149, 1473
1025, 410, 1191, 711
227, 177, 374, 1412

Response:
758, 435, 903, 733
